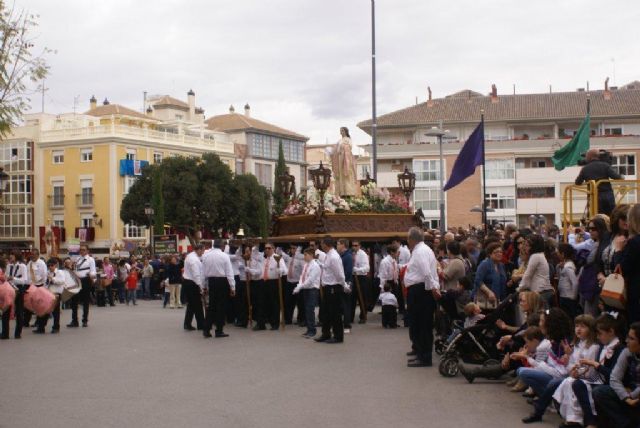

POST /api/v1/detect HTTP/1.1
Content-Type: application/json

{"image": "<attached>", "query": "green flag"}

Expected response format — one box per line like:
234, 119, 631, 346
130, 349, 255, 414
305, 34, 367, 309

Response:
552, 114, 590, 171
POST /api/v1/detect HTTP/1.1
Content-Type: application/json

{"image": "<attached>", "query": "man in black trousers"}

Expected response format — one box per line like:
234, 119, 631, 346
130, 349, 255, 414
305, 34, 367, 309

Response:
182, 244, 205, 331
315, 236, 348, 344
201, 240, 235, 338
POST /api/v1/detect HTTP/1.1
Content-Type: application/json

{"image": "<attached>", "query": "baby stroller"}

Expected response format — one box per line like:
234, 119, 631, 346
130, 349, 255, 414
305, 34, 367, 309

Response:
434, 290, 464, 355
438, 293, 517, 378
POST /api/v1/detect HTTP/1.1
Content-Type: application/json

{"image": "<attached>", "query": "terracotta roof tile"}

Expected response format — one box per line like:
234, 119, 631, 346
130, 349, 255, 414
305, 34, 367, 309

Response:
205, 113, 308, 141
358, 88, 640, 130
149, 95, 189, 109
84, 104, 159, 121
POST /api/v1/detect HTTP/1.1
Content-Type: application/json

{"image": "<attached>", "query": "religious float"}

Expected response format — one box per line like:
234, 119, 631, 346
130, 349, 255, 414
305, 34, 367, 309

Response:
269, 128, 423, 244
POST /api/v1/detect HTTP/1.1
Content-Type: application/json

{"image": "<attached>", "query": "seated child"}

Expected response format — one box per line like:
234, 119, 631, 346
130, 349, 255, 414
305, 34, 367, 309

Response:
463, 302, 485, 329
378, 282, 398, 328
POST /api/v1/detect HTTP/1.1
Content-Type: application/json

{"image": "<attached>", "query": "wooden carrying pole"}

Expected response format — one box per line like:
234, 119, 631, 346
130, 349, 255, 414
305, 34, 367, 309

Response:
274, 255, 285, 330
244, 259, 253, 327
353, 274, 367, 322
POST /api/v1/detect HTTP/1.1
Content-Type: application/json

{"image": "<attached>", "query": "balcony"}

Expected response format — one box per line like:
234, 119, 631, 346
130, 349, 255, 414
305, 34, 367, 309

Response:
76, 193, 94, 208
47, 194, 65, 210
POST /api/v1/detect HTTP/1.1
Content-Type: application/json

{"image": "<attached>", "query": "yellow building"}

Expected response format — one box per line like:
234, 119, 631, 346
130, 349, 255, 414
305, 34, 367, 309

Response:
1, 91, 235, 254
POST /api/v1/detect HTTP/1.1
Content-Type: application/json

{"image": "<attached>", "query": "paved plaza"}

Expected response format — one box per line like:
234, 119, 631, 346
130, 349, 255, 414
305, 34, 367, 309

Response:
1, 301, 558, 428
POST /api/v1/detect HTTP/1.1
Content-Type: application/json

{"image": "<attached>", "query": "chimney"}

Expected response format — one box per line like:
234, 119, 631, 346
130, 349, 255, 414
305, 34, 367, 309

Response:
427, 86, 434, 107
195, 107, 205, 124
490, 84, 498, 103
89, 95, 97, 110
604, 77, 611, 100
428, 86, 432, 101
103, 98, 110, 105
146, 106, 153, 116
229, 105, 235, 114
244, 103, 251, 118
187, 89, 195, 120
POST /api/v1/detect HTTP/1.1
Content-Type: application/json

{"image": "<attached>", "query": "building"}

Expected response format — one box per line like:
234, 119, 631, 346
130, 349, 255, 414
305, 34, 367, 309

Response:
0, 91, 235, 253
358, 81, 640, 229
206, 104, 308, 191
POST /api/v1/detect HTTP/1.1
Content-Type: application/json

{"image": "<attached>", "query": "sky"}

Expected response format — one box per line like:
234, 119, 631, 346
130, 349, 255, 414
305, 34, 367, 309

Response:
16, 0, 640, 146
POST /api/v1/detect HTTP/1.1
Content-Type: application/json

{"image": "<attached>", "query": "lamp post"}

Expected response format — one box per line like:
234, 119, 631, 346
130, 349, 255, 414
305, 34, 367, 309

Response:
309, 162, 332, 233
397, 166, 416, 213
425, 123, 450, 234
0, 167, 8, 210
144, 203, 155, 254
278, 171, 296, 202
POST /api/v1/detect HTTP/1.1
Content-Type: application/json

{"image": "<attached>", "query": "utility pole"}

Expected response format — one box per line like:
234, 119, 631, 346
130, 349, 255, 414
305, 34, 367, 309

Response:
371, 0, 378, 181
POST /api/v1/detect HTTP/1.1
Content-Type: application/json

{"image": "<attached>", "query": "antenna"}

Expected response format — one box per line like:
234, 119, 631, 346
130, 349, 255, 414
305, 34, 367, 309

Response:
73, 95, 80, 115
40, 79, 49, 113
143, 91, 147, 112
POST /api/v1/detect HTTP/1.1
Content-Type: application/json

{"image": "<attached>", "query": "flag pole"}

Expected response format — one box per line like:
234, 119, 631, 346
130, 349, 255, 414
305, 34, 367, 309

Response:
586, 92, 591, 114
480, 109, 487, 232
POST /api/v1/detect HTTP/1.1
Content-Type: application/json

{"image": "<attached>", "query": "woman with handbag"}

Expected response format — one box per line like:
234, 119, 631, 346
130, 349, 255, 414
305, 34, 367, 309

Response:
472, 242, 507, 310
518, 235, 555, 309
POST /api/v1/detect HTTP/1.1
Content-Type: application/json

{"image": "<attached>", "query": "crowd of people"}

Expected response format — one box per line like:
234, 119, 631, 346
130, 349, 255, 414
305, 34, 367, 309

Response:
2, 201, 640, 427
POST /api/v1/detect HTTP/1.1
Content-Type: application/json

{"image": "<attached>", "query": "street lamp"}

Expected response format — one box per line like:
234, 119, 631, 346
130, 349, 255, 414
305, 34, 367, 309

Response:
0, 167, 8, 210
359, 171, 376, 187
278, 171, 296, 201
397, 166, 416, 213
144, 203, 155, 253
425, 123, 449, 234
310, 161, 332, 212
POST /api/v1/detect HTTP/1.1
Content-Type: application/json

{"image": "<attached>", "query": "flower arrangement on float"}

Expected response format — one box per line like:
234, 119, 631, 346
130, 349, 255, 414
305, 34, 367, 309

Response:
282, 183, 409, 216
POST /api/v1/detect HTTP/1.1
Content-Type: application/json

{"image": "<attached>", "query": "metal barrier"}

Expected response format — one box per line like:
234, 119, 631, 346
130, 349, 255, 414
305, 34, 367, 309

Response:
562, 179, 640, 241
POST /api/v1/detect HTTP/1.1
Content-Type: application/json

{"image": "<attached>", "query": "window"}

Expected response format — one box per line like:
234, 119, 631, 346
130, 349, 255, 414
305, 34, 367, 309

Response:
126, 149, 137, 161
250, 134, 304, 162
52, 215, 64, 228
124, 176, 138, 194
6, 174, 32, 204
533, 160, 547, 168
413, 159, 441, 182
604, 127, 622, 136
80, 148, 93, 162
612, 155, 635, 176
153, 152, 163, 164
254, 162, 272, 188
485, 159, 515, 180
517, 186, 555, 199
52, 182, 65, 207
485, 186, 515, 209
81, 214, 93, 228
0, 207, 33, 238
175, 114, 183, 120
0, 140, 33, 172
124, 222, 146, 238
79, 179, 93, 206
414, 188, 440, 211
235, 159, 244, 175
359, 164, 370, 179
52, 150, 64, 164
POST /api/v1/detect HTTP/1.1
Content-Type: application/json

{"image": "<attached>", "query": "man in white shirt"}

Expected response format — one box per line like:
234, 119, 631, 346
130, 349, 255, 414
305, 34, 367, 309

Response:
258, 242, 287, 331
24, 249, 47, 327
68, 245, 96, 328
404, 227, 440, 367
280, 244, 305, 325
351, 240, 371, 324
393, 238, 411, 267
309, 240, 326, 263
227, 243, 249, 328
201, 240, 235, 338
2, 252, 29, 339
293, 248, 321, 337
315, 236, 348, 344
182, 244, 205, 331
34, 258, 66, 334
379, 244, 406, 315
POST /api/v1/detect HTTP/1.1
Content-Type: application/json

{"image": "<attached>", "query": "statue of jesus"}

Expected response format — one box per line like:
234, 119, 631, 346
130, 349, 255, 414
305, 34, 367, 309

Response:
328, 127, 360, 198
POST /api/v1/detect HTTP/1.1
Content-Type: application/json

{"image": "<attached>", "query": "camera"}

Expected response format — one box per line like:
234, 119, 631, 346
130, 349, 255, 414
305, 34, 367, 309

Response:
577, 149, 613, 166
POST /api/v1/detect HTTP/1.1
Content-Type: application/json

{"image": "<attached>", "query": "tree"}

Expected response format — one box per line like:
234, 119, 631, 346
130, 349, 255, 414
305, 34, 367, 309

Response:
272, 140, 287, 214
151, 168, 165, 235
0, 2, 51, 137
231, 174, 270, 237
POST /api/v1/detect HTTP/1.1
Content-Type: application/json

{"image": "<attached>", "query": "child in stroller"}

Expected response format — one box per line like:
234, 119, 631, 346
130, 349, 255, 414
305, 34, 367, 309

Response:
434, 276, 472, 355
438, 293, 518, 378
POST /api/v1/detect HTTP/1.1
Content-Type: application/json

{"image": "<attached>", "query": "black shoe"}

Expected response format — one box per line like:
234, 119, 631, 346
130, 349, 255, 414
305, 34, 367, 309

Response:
82, 321, 88, 328
407, 360, 432, 367
270, 326, 279, 331
325, 338, 343, 344
184, 326, 196, 331
521, 414, 542, 424
358, 319, 366, 324
67, 322, 79, 328
252, 325, 266, 331
14, 335, 20, 339
32, 328, 45, 334
51, 328, 59, 334
406, 350, 417, 357
203, 331, 212, 338
314, 336, 330, 342
0, 335, 9, 340
526, 398, 539, 405
215, 332, 229, 338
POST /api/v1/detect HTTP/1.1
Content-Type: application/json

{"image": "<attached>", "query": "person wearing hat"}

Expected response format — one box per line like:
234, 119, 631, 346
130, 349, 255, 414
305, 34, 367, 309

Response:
34, 258, 66, 334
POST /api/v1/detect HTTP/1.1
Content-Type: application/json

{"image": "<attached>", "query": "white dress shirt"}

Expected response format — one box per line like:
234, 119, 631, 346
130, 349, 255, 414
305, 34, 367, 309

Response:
183, 251, 204, 289
75, 256, 97, 279
46, 268, 67, 294
378, 254, 399, 288
398, 245, 411, 267
320, 248, 347, 289
28, 258, 48, 285
352, 249, 370, 276
201, 248, 236, 291
7, 263, 29, 286
314, 249, 326, 263
293, 260, 321, 293
404, 242, 440, 291
225, 245, 242, 277
379, 291, 399, 307
281, 248, 305, 283
261, 255, 287, 280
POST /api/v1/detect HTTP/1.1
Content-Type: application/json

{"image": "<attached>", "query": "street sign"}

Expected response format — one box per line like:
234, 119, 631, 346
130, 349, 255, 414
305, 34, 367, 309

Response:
153, 234, 178, 256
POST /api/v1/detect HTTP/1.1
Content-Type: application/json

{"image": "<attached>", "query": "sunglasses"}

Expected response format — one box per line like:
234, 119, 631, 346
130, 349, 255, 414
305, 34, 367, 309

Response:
265, 247, 273, 250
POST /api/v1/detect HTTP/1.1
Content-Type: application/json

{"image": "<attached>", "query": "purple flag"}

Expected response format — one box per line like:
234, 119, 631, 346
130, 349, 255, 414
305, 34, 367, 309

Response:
443, 121, 484, 191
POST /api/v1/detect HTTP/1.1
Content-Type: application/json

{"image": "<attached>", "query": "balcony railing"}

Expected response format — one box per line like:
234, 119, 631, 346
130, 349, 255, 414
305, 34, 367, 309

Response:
76, 193, 94, 208
47, 194, 65, 209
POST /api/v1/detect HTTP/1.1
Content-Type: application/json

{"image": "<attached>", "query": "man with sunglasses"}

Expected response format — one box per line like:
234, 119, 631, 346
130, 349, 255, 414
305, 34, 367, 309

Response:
315, 236, 348, 344
259, 243, 287, 330
351, 241, 370, 325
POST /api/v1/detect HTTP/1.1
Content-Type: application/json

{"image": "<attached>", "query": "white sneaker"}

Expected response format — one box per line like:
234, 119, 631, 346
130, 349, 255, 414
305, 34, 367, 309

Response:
344, 328, 351, 334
